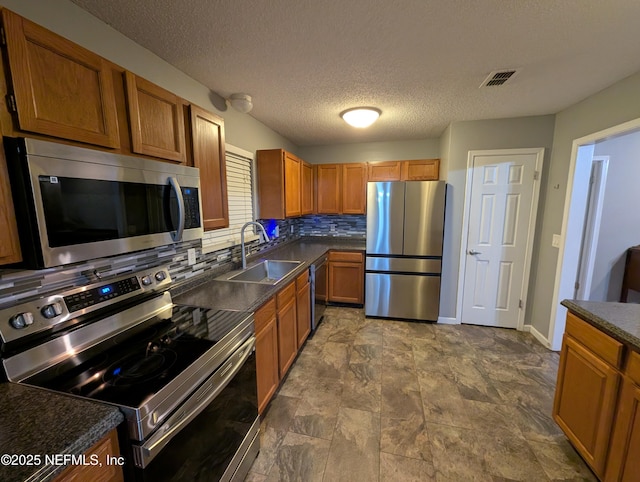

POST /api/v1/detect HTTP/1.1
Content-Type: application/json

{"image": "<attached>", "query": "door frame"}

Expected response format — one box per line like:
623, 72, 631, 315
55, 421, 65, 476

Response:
575, 156, 609, 300
456, 147, 545, 329
549, 117, 640, 351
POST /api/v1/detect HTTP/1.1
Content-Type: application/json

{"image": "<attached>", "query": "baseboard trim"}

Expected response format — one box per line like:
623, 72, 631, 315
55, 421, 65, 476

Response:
437, 316, 459, 325
526, 324, 553, 350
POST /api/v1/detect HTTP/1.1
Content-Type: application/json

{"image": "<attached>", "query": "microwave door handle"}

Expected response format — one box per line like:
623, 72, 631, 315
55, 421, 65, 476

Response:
168, 177, 185, 242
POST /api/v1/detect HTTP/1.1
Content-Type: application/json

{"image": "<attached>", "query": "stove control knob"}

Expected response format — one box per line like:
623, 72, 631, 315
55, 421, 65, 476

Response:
155, 271, 167, 282
141, 275, 153, 286
41, 302, 63, 319
10, 312, 34, 329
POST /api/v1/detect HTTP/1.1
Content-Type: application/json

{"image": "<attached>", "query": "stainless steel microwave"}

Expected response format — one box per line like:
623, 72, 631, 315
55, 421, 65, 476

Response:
4, 137, 203, 269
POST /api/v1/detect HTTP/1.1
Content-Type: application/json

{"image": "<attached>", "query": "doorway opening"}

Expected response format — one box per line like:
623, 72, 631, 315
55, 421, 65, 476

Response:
548, 117, 640, 351
575, 156, 609, 300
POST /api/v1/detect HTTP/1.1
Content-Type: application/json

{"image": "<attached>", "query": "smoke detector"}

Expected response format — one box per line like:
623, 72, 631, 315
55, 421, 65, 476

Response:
480, 69, 519, 88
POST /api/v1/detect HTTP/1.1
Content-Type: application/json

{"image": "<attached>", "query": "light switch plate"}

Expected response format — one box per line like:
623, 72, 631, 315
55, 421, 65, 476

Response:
552, 234, 561, 248
187, 248, 196, 265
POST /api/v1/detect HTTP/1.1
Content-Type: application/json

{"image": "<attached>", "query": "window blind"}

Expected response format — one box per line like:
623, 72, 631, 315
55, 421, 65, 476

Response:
202, 145, 257, 252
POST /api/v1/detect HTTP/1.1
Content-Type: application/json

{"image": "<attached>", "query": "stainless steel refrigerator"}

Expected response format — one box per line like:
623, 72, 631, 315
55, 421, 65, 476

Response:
365, 181, 446, 321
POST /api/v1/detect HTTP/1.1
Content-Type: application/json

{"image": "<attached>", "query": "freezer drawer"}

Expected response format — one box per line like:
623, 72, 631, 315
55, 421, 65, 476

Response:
365, 273, 441, 321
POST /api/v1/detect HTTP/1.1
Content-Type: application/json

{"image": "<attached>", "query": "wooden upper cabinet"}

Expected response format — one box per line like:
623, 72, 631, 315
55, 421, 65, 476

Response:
316, 164, 341, 214
0, 148, 21, 265
125, 72, 186, 163
316, 163, 366, 214
189, 104, 228, 230
367, 159, 440, 181
1, 9, 120, 148
301, 161, 313, 215
368, 161, 402, 181
257, 149, 306, 219
401, 159, 439, 180
284, 152, 301, 217
342, 163, 366, 214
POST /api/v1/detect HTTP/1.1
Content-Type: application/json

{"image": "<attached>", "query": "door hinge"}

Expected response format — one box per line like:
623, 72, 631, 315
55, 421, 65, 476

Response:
0, 27, 6, 47
533, 171, 539, 181
519, 299, 524, 309
575, 281, 580, 290
6, 93, 16, 113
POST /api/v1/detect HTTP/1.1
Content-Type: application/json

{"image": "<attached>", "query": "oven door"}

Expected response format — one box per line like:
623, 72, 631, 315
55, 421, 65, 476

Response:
5, 137, 203, 268
129, 335, 259, 482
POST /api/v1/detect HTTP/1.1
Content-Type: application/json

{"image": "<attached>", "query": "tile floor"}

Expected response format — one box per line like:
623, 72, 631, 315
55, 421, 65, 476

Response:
245, 306, 597, 482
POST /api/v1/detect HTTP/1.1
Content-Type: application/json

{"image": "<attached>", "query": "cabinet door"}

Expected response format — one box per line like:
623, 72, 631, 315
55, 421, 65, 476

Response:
0, 149, 21, 265
328, 252, 364, 304
277, 282, 298, 378
256, 316, 279, 415
401, 159, 440, 180
125, 72, 186, 163
53, 429, 123, 482
296, 271, 311, 348
368, 161, 401, 181
284, 153, 301, 217
316, 164, 341, 214
605, 378, 640, 482
301, 161, 313, 215
342, 163, 366, 214
2, 10, 119, 148
553, 335, 620, 477
189, 105, 228, 230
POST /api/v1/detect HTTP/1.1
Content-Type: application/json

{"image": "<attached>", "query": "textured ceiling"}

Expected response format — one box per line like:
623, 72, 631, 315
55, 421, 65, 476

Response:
70, 0, 640, 147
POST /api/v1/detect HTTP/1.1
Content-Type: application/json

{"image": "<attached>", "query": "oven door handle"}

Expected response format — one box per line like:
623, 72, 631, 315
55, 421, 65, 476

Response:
137, 336, 256, 466
168, 176, 185, 242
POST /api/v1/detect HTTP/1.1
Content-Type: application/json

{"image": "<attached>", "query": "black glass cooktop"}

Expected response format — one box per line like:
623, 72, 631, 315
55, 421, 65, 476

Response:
25, 306, 250, 408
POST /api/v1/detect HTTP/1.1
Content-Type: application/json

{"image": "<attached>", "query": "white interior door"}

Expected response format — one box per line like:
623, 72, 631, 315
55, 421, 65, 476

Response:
461, 150, 543, 328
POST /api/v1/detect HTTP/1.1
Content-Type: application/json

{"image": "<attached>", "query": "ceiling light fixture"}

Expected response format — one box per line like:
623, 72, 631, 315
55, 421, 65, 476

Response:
229, 93, 253, 113
341, 107, 381, 128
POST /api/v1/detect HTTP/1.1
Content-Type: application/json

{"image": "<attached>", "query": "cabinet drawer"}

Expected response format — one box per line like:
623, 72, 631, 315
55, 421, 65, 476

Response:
329, 251, 363, 263
254, 298, 276, 334
276, 281, 296, 309
566, 312, 624, 368
627, 350, 640, 385
296, 270, 309, 289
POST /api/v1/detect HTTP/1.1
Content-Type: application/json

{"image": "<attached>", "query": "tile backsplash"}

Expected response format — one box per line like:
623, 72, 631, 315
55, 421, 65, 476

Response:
296, 214, 366, 238
0, 214, 363, 307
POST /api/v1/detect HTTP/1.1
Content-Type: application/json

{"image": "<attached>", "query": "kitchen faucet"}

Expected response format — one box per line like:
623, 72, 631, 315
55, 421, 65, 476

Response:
240, 221, 270, 269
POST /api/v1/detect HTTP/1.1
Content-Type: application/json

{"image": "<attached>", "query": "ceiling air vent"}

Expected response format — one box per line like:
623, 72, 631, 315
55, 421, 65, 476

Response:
480, 69, 518, 88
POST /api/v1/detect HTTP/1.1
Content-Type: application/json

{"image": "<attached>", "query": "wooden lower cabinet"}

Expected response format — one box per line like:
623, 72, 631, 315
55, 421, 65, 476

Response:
605, 351, 640, 482
53, 429, 123, 482
554, 311, 640, 481
255, 298, 279, 415
276, 281, 298, 378
328, 251, 364, 305
255, 270, 313, 414
553, 334, 620, 477
296, 271, 311, 348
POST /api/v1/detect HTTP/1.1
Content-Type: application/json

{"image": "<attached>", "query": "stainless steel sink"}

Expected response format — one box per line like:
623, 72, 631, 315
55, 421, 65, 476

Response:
223, 260, 302, 285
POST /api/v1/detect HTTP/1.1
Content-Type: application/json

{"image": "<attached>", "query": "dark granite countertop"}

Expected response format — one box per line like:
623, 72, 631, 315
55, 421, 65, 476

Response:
0, 383, 124, 482
173, 237, 366, 311
561, 299, 640, 352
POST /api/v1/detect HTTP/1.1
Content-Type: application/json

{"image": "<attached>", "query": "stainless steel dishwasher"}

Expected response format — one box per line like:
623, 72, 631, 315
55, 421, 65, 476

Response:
310, 255, 328, 331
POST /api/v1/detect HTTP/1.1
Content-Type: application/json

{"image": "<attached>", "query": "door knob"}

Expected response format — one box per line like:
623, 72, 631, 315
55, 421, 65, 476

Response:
468, 249, 482, 255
